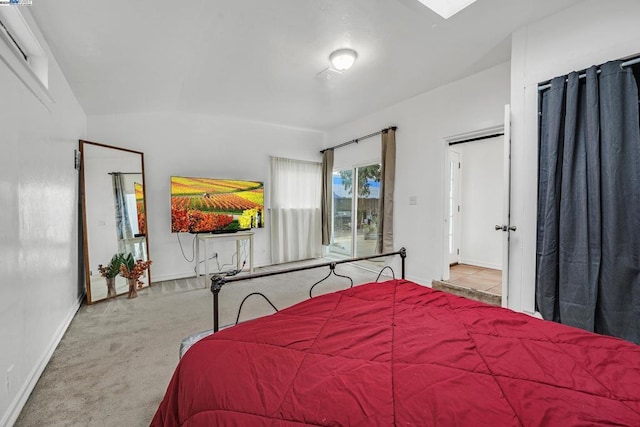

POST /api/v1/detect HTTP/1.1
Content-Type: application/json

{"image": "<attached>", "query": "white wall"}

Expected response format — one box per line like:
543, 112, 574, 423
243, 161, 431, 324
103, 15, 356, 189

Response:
87, 113, 324, 281
509, 0, 640, 313
332, 135, 381, 172
457, 137, 503, 269
326, 62, 511, 285
0, 11, 86, 426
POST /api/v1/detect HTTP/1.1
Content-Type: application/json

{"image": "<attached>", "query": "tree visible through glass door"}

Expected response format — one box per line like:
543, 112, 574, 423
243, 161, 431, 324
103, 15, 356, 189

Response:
331, 164, 381, 257
331, 169, 353, 256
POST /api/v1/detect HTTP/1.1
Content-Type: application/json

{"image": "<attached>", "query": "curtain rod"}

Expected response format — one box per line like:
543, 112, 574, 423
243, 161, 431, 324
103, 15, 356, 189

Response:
270, 156, 321, 166
108, 172, 141, 175
538, 56, 640, 91
449, 132, 504, 146
320, 126, 397, 154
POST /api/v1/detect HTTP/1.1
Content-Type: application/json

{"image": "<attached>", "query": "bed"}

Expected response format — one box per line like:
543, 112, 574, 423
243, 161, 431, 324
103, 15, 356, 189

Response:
152, 250, 640, 426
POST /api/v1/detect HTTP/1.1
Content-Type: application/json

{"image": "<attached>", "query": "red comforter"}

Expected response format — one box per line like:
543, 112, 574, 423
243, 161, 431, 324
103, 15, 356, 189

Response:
152, 279, 640, 426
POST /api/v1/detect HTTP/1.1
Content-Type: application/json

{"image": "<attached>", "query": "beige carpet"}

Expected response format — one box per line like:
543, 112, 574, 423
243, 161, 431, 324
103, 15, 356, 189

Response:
14, 260, 387, 426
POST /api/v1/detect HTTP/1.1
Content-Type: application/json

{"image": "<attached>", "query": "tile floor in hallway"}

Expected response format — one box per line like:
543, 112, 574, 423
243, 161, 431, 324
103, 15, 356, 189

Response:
448, 264, 502, 296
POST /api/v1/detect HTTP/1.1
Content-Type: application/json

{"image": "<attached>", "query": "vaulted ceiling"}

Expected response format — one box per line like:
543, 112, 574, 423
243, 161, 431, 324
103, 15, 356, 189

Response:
31, 0, 584, 130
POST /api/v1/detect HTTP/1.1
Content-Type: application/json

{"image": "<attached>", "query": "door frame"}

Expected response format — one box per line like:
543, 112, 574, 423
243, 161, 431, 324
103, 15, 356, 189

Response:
447, 149, 461, 266
441, 124, 505, 283
501, 104, 512, 308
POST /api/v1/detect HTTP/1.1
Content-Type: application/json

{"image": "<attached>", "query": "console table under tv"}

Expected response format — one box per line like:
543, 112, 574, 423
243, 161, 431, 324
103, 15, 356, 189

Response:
194, 230, 254, 287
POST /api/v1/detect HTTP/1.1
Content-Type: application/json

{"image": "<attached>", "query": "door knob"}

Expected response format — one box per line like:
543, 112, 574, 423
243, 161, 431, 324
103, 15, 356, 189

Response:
509, 226, 517, 232
495, 225, 506, 231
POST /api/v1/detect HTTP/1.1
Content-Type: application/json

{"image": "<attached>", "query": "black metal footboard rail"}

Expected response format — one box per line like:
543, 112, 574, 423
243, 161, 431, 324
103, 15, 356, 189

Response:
210, 247, 407, 332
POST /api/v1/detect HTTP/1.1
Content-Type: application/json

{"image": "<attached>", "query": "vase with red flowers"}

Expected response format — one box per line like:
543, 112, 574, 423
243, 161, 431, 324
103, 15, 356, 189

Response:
98, 254, 124, 298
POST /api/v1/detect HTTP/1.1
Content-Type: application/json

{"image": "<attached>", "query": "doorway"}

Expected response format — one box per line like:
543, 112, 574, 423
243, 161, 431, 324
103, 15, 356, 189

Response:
330, 163, 381, 258
436, 122, 510, 306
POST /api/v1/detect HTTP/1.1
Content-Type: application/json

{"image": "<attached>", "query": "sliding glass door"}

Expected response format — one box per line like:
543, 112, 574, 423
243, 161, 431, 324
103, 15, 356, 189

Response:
331, 170, 353, 256
330, 164, 381, 257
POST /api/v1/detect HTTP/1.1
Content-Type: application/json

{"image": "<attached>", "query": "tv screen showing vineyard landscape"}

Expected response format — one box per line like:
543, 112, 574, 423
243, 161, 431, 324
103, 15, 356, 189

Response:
134, 182, 146, 235
170, 176, 264, 233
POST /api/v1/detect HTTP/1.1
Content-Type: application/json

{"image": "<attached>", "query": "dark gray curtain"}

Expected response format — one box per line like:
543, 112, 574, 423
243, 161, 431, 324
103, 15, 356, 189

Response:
321, 149, 334, 246
112, 173, 133, 241
536, 61, 640, 344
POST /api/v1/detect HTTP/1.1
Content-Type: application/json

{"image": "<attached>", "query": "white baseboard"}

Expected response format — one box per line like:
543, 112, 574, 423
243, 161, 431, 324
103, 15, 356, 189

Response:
1, 295, 83, 427
151, 271, 197, 283
458, 257, 502, 270
406, 274, 430, 286
152, 262, 271, 284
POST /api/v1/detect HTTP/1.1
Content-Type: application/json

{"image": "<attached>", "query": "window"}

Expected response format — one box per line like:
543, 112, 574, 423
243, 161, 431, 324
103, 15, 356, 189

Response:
0, 6, 51, 104
270, 157, 323, 263
0, 18, 27, 61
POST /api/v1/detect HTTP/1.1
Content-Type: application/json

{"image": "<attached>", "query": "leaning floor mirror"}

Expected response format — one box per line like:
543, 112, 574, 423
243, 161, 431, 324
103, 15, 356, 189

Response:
80, 140, 151, 303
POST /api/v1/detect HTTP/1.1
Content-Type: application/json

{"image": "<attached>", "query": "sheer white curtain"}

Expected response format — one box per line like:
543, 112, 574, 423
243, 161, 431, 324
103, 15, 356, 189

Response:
270, 156, 322, 263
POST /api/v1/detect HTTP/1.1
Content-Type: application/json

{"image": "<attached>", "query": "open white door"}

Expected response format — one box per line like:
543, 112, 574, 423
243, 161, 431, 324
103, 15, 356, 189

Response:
498, 104, 513, 307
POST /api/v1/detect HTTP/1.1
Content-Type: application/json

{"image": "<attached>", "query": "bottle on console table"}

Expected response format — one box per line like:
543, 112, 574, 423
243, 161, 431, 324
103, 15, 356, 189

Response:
257, 209, 262, 228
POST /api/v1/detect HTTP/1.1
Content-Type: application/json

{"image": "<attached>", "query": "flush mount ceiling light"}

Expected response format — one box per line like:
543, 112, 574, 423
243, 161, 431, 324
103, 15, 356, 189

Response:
416, 0, 477, 19
329, 48, 358, 71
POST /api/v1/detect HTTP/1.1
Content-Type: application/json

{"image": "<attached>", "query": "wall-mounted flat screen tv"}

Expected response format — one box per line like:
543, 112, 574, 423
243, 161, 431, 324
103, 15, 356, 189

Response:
170, 176, 264, 233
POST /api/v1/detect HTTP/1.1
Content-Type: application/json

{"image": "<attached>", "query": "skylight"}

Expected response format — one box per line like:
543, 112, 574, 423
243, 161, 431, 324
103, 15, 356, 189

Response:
416, 0, 477, 19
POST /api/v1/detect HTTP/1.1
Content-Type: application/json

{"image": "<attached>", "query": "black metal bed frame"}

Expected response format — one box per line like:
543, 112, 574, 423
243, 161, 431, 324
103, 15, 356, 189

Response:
210, 247, 407, 332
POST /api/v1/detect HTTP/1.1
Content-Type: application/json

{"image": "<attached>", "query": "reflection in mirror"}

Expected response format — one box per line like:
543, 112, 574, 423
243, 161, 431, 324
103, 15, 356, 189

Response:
80, 140, 151, 303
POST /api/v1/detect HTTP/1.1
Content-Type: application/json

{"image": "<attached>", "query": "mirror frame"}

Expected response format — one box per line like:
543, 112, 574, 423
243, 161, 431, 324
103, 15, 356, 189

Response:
80, 139, 151, 304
